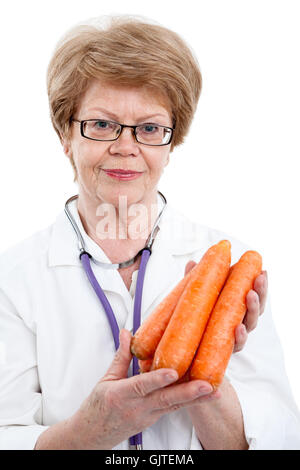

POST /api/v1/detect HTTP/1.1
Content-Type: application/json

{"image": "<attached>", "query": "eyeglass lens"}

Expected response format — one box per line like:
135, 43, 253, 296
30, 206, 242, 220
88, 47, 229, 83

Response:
82, 120, 172, 145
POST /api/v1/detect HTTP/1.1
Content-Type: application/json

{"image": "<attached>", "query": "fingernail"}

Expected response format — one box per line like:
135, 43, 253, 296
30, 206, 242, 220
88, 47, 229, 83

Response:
198, 384, 213, 394
165, 371, 178, 382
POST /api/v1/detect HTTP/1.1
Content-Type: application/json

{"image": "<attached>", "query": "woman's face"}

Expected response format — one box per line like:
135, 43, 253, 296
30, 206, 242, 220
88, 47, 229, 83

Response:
63, 80, 173, 207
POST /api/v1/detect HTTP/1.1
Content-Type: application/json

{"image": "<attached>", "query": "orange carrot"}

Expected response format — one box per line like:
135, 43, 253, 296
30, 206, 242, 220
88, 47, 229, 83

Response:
151, 240, 231, 379
190, 250, 262, 389
131, 263, 198, 359
138, 358, 153, 373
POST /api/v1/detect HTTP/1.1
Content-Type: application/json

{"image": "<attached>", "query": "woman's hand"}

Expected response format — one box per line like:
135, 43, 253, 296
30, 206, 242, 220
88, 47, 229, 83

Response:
66, 329, 216, 450
185, 260, 268, 353
234, 269, 268, 352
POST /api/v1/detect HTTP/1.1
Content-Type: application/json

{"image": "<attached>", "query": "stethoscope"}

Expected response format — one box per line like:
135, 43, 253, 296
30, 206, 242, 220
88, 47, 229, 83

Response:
64, 191, 167, 450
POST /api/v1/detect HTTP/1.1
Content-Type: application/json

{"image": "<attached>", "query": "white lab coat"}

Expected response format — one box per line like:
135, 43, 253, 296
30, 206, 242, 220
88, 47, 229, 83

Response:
0, 196, 300, 450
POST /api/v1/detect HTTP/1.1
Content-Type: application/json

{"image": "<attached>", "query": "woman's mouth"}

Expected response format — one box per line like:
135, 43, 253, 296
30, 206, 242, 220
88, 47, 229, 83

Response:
102, 169, 144, 181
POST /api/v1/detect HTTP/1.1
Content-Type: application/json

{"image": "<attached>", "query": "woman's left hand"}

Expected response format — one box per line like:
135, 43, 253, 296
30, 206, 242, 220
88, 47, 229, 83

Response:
185, 261, 268, 354
233, 269, 268, 352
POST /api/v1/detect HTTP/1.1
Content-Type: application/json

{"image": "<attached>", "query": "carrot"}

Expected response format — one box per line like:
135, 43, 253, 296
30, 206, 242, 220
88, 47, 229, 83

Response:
190, 250, 262, 389
151, 240, 231, 379
138, 358, 153, 373
131, 262, 198, 359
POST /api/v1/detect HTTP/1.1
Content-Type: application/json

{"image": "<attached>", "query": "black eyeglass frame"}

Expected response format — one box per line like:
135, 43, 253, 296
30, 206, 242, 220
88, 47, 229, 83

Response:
71, 118, 175, 147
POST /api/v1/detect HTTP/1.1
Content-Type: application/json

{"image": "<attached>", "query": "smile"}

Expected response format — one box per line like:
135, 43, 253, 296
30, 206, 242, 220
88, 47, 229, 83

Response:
102, 169, 144, 180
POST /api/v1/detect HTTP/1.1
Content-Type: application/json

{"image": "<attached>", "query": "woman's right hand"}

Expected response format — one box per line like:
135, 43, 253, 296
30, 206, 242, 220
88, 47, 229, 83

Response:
67, 329, 216, 450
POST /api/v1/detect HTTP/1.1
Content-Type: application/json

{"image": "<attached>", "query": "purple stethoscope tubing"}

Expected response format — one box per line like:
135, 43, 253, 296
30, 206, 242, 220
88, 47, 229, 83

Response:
80, 248, 151, 448
65, 192, 167, 450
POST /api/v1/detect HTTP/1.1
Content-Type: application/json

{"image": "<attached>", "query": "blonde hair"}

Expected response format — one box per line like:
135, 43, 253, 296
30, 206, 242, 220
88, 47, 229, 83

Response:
47, 15, 202, 175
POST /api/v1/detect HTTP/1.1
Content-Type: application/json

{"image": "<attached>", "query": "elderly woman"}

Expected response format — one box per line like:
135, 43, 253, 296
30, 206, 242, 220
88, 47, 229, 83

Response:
0, 16, 299, 451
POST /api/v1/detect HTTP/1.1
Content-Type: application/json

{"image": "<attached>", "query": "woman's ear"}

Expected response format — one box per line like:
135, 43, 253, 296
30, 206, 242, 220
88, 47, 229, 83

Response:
61, 136, 71, 158
60, 134, 77, 181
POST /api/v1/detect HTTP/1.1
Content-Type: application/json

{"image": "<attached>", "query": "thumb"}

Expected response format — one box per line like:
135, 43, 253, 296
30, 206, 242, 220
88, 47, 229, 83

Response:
185, 260, 197, 276
103, 329, 133, 381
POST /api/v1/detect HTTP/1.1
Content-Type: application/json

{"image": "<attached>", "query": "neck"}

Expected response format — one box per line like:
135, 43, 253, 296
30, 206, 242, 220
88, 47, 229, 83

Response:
76, 190, 160, 261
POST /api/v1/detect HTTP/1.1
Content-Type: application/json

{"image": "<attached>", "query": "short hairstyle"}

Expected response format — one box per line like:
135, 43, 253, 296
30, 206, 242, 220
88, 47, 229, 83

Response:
47, 15, 202, 173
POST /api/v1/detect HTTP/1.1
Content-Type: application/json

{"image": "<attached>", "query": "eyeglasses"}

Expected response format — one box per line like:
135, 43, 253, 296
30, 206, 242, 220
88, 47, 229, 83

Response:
71, 118, 175, 146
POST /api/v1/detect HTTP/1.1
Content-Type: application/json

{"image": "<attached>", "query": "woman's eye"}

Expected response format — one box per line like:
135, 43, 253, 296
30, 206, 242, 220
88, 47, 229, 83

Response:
141, 124, 158, 133
94, 121, 109, 129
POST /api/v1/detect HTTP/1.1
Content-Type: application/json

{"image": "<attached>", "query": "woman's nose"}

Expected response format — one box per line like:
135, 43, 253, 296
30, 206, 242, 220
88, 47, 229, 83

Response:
109, 126, 139, 155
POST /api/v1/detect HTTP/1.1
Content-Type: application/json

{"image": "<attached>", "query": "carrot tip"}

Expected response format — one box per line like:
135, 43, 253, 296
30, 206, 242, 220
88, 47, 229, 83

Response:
218, 240, 231, 250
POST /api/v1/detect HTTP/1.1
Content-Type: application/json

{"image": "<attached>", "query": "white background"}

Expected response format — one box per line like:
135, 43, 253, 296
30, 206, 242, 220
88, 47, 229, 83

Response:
0, 0, 300, 409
